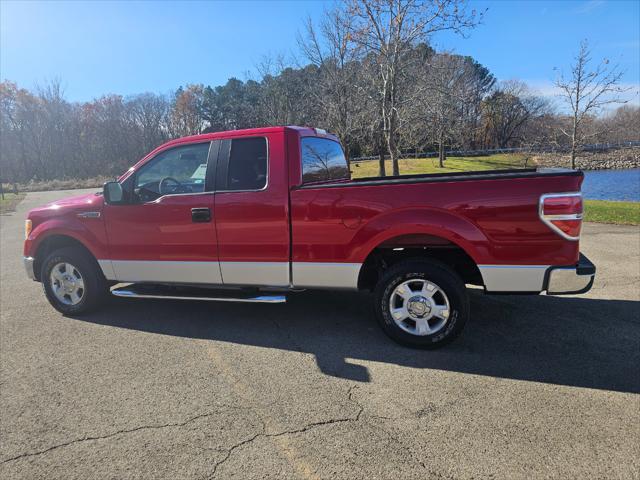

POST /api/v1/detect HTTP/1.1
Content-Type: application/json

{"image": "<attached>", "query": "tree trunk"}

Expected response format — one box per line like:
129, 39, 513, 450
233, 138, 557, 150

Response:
344, 146, 351, 172
377, 143, 386, 177
383, 125, 400, 176
390, 150, 400, 176
387, 122, 400, 176
570, 115, 578, 169
438, 134, 445, 168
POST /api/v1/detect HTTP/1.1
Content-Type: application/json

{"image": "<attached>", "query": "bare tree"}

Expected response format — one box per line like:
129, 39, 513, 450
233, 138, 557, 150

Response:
128, 93, 170, 154
344, 0, 482, 175
420, 53, 472, 166
298, 7, 365, 164
555, 39, 631, 168
482, 80, 549, 149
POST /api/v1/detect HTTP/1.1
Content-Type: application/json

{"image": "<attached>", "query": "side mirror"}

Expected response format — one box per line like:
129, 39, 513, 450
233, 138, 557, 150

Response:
103, 181, 124, 205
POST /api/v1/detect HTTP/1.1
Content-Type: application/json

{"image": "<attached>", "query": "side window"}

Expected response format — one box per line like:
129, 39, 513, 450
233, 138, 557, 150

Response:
134, 143, 210, 202
226, 137, 268, 191
301, 137, 349, 183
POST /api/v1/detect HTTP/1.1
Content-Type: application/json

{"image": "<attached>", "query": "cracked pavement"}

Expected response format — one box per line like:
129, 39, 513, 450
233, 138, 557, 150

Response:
1, 189, 639, 479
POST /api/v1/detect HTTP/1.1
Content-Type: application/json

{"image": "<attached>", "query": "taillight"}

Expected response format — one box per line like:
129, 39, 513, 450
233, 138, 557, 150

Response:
539, 193, 583, 240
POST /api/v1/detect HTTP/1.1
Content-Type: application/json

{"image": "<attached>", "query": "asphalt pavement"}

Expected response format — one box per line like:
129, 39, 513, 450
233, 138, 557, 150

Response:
1, 189, 639, 479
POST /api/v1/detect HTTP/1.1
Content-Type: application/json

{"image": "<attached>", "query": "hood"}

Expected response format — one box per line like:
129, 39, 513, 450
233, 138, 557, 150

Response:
28, 191, 104, 220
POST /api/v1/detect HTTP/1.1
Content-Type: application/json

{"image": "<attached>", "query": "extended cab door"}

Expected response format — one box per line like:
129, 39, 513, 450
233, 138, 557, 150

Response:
213, 132, 290, 287
102, 141, 222, 284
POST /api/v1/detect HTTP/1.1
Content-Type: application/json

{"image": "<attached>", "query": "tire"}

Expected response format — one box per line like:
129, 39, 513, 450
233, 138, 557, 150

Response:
374, 259, 469, 349
41, 247, 108, 315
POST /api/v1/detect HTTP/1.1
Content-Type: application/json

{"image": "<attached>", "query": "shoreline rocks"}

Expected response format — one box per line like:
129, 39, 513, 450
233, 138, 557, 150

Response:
533, 147, 640, 171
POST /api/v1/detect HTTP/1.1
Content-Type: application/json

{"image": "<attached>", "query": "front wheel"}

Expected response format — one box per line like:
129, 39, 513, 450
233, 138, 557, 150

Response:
374, 259, 469, 349
41, 247, 108, 315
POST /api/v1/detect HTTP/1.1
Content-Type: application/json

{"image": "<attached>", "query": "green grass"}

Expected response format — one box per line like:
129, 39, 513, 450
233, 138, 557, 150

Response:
0, 193, 26, 214
584, 200, 640, 225
351, 153, 532, 178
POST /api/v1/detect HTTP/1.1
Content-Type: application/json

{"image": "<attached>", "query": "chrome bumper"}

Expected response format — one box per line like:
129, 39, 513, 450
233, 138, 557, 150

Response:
545, 253, 595, 295
24, 256, 36, 280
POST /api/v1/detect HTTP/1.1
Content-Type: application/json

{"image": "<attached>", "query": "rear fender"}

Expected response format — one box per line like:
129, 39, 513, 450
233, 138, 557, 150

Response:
352, 207, 489, 265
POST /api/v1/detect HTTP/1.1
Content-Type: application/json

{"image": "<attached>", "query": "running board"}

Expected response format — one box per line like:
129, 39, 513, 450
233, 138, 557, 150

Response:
111, 284, 286, 304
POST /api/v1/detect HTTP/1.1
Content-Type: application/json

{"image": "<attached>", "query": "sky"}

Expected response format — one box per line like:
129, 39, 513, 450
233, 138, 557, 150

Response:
1, 0, 639, 105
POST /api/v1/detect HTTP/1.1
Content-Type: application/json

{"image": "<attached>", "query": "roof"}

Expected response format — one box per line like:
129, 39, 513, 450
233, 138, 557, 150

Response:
120, 126, 339, 181
165, 125, 333, 147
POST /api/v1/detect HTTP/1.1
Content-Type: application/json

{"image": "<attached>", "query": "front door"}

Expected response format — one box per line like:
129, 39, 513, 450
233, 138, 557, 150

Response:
102, 141, 222, 284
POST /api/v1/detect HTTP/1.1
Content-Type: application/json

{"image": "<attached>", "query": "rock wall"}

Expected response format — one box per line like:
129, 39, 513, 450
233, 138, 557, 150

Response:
533, 147, 640, 170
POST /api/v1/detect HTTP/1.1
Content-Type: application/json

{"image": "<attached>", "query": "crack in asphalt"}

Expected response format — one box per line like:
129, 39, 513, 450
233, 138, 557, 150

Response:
1, 405, 244, 465
207, 385, 364, 479
3, 384, 431, 477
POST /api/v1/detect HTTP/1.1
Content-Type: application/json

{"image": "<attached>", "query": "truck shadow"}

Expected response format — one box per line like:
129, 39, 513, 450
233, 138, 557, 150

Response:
71, 290, 640, 394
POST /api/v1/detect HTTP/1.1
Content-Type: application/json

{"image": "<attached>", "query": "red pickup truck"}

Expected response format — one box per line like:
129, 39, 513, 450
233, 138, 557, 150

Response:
24, 126, 595, 348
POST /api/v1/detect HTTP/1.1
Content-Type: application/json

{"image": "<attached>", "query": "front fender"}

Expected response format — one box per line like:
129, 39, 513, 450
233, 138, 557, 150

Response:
25, 217, 109, 260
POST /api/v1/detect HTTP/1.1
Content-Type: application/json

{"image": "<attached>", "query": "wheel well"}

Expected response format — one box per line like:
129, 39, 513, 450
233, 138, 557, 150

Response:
357, 234, 483, 291
33, 235, 97, 282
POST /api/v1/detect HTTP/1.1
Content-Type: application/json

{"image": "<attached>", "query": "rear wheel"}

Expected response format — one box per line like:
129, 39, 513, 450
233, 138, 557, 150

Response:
374, 259, 469, 348
41, 247, 108, 315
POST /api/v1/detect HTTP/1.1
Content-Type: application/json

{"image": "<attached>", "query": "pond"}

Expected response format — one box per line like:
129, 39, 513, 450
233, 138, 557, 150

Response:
582, 168, 640, 201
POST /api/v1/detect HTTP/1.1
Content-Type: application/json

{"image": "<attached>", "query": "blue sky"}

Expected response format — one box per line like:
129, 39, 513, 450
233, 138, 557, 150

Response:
1, 0, 638, 104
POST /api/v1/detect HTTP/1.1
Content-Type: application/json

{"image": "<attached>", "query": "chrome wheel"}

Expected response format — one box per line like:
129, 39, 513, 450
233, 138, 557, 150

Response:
50, 262, 85, 305
389, 279, 450, 336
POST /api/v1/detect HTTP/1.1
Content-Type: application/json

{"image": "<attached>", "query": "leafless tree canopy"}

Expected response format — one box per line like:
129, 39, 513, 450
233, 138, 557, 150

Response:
342, 0, 483, 174
555, 39, 631, 168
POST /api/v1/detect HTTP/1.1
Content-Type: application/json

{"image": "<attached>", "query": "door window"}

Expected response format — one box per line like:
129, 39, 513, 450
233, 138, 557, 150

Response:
225, 137, 268, 191
134, 143, 211, 202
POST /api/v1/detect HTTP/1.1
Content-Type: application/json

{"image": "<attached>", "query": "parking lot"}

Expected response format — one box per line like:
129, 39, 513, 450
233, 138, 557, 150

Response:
1, 189, 639, 479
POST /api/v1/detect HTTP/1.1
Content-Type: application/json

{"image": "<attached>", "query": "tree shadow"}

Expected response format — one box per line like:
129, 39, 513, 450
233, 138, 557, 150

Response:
69, 289, 640, 393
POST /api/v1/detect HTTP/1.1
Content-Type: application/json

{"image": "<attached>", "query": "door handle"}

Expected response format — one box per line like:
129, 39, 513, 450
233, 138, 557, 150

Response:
191, 207, 211, 223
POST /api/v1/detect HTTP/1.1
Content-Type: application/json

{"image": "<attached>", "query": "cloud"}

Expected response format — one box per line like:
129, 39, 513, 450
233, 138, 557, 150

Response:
576, 0, 605, 14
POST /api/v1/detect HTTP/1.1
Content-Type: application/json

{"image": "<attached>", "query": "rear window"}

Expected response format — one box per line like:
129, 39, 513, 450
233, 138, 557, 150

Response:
301, 137, 349, 184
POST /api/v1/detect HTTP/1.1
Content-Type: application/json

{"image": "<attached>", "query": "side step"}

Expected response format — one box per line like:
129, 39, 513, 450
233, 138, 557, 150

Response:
111, 284, 286, 304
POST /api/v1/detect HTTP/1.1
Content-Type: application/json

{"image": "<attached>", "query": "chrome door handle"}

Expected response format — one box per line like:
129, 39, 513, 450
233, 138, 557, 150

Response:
191, 207, 211, 223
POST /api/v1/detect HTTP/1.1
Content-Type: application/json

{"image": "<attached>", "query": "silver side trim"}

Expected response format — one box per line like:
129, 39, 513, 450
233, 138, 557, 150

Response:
292, 262, 361, 290
220, 261, 289, 287
107, 260, 223, 284
479, 264, 549, 293
98, 259, 362, 289
98, 260, 117, 280
111, 288, 286, 303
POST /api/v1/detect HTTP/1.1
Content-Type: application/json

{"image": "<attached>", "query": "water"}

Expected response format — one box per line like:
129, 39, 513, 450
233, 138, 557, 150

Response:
581, 168, 640, 201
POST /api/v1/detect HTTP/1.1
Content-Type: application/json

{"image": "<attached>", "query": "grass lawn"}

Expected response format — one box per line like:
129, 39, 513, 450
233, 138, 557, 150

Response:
351, 153, 531, 178
0, 193, 26, 214
584, 200, 640, 225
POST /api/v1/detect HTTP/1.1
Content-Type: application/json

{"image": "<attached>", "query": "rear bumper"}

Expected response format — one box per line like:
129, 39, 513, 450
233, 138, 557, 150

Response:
480, 253, 595, 295
544, 253, 595, 295
24, 256, 36, 281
